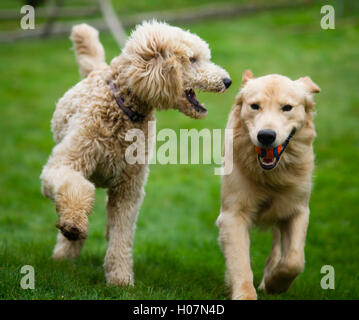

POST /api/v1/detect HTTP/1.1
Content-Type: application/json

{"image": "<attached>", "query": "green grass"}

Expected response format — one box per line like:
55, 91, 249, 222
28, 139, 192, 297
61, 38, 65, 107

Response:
0, 0, 279, 31
1, 2, 359, 299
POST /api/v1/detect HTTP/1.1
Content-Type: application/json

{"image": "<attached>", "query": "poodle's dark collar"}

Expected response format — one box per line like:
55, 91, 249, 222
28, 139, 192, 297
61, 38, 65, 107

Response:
107, 81, 145, 122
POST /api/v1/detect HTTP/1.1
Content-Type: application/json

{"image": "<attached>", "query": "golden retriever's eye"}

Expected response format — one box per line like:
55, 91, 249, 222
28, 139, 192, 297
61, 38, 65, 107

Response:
189, 57, 197, 63
282, 105, 293, 112
250, 104, 260, 110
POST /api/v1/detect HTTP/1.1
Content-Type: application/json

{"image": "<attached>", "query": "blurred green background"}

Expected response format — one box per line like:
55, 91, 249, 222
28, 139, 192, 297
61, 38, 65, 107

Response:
0, 0, 358, 299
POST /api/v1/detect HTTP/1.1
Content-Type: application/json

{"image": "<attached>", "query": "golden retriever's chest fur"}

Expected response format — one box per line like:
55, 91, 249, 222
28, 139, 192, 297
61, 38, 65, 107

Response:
253, 182, 311, 225
234, 141, 313, 225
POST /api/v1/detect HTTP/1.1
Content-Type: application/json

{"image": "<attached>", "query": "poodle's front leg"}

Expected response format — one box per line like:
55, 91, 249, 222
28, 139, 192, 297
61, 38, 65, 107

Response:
104, 167, 148, 286
41, 164, 95, 242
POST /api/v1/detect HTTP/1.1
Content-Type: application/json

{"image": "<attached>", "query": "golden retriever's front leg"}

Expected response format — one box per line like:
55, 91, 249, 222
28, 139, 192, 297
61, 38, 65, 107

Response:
258, 226, 281, 291
264, 208, 309, 294
217, 212, 257, 300
104, 167, 148, 286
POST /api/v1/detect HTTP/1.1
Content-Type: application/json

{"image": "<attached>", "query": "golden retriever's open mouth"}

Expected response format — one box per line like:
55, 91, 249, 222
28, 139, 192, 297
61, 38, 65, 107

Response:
255, 129, 296, 170
185, 89, 207, 114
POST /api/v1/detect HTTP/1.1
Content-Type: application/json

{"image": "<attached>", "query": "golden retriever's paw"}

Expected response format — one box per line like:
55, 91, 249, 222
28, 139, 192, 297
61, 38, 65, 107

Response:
232, 281, 257, 300
264, 263, 302, 294
56, 214, 88, 241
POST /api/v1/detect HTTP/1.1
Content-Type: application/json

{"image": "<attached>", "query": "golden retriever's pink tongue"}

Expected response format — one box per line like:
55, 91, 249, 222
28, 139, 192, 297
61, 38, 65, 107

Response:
263, 157, 274, 164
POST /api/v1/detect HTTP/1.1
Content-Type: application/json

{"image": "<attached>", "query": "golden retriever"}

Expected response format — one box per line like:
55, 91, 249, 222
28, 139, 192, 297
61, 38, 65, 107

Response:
217, 70, 320, 299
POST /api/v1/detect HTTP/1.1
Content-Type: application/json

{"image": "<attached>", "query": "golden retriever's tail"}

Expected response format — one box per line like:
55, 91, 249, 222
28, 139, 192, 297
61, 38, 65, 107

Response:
70, 24, 107, 77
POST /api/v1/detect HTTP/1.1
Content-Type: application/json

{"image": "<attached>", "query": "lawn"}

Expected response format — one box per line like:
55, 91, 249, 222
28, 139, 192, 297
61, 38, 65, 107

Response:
0, 2, 359, 299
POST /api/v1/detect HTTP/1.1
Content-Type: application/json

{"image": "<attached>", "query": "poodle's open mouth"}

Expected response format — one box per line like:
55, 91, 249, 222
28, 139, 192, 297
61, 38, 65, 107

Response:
185, 89, 207, 114
255, 129, 296, 170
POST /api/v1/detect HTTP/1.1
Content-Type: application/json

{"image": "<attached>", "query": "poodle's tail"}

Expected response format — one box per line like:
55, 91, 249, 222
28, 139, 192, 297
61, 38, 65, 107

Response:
70, 24, 107, 78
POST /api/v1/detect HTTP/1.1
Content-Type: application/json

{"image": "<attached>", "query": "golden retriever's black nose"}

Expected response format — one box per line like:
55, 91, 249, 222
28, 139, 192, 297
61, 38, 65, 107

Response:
223, 78, 232, 89
257, 129, 276, 146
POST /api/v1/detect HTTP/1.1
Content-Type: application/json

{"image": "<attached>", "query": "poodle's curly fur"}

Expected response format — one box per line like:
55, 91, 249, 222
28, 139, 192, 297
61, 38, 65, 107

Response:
40, 21, 230, 286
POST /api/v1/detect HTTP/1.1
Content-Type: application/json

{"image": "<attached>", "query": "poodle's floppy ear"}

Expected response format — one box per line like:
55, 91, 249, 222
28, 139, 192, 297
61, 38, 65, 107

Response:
127, 39, 182, 108
144, 54, 182, 107
241, 69, 254, 86
296, 76, 321, 94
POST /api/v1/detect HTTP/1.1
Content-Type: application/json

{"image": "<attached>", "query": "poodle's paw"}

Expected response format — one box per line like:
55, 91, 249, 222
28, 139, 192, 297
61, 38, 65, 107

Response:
56, 213, 88, 241
258, 279, 266, 292
106, 270, 134, 287
52, 234, 84, 260
52, 250, 69, 260
52, 244, 80, 260
232, 281, 257, 300
264, 263, 302, 294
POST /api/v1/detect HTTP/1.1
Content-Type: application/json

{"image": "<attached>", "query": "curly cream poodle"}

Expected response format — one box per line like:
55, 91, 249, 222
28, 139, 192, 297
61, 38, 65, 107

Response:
40, 21, 231, 286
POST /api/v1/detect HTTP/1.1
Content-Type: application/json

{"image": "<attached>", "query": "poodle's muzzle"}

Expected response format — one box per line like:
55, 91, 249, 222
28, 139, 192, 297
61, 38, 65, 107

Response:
184, 77, 232, 117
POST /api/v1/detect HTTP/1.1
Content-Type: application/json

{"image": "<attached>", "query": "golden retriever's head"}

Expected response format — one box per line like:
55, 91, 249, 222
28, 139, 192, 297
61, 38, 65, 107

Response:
236, 70, 320, 170
120, 20, 231, 119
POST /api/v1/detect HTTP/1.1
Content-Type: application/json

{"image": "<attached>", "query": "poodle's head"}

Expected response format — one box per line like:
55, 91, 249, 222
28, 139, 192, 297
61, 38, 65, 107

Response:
120, 20, 231, 119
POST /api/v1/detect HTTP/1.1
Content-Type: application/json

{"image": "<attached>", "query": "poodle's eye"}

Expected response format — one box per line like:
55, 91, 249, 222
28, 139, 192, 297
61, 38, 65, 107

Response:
189, 57, 197, 63
250, 104, 260, 110
282, 105, 293, 112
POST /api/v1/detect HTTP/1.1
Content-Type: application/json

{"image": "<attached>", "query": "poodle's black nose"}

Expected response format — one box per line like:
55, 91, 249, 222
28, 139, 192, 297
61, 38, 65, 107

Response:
223, 78, 232, 89
257, 129, 276, 146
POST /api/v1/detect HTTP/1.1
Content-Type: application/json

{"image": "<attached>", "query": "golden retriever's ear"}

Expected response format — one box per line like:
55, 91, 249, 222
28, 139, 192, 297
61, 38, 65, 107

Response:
296, 76, 321, 94
235, 92, 242, 106
236, 70, 253, 108
234, 91, 244, 109
242, 69, 254, 86
296, 77, 320, 113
